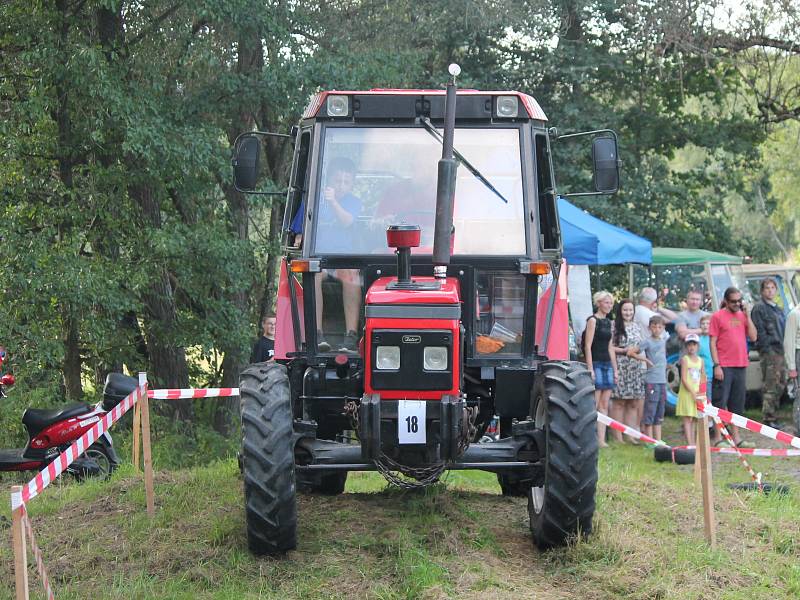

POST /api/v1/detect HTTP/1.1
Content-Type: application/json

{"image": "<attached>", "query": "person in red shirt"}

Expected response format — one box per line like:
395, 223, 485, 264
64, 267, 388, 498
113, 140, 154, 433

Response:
709, 287, 757, 445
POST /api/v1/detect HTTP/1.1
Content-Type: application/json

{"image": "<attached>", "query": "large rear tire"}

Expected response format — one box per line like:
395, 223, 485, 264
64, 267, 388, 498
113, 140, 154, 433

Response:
529, 361, 598, 549
240, 362, 297, 555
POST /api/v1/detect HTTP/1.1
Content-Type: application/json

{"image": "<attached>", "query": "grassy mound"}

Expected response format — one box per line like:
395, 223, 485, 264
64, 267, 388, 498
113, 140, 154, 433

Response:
2, 407, 800, 599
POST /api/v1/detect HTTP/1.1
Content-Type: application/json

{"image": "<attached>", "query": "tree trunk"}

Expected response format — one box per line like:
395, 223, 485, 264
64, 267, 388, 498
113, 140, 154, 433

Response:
213, 26, 266, 435
130, 182, 193, 421
61, 308, 83, 401
215, 186, 249, 435
54, 0, 83, 400
259, 200, 285, 322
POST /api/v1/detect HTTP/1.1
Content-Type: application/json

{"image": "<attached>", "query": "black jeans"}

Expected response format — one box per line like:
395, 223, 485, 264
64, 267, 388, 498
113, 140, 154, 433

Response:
711, 366, 746, 415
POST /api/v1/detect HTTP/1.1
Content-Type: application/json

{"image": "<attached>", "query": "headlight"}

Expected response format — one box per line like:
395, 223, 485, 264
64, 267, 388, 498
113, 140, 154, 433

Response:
496, 95, 518, 118
375, 346, 400, 370
423, 346, 448, 371
326, 94, 349, 117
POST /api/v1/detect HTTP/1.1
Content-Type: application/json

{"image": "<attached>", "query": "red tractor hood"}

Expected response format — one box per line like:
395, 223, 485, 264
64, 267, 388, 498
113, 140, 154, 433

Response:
365, 277, 461, 305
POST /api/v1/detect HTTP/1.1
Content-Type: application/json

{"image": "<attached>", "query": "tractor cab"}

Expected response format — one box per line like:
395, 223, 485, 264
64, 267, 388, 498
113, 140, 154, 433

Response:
270, 89, 572, 364
232, 75, 620, 556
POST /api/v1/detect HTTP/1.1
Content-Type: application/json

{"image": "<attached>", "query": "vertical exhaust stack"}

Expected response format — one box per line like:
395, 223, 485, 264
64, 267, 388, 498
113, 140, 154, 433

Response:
432, 64, 460, 279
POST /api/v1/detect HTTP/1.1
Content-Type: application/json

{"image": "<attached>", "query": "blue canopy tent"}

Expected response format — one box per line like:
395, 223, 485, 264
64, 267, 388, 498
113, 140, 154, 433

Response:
558, 197, 652, 265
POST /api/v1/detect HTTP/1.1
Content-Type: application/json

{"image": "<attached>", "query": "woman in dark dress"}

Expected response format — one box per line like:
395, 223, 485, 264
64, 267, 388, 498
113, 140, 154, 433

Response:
584, 290, 617, 448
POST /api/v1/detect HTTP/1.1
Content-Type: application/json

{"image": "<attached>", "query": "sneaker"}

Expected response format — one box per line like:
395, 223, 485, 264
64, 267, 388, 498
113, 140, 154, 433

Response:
317, 331, 331, 352
737, 440, 755, 449
715, 440, 731, 448
764, 420, 784, 431
339, 330, 358, 352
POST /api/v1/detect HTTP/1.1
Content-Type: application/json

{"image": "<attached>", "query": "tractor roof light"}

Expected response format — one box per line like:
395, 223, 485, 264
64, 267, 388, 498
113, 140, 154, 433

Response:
496, 95, 519, 118
326, 94, 349, 117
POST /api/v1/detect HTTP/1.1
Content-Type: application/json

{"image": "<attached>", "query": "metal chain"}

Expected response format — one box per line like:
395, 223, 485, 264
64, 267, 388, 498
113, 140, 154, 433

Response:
344, 400, 360, 440
374, 453, 446, 489
344, 398, 477, 489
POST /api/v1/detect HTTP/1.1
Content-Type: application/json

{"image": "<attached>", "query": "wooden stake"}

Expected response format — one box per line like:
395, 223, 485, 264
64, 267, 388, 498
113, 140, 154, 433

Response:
139, 372, 155, 516
132, 401, 141, 471
694, 419, 702, 485
11, 486, 29, 600
697, 414, 716, 548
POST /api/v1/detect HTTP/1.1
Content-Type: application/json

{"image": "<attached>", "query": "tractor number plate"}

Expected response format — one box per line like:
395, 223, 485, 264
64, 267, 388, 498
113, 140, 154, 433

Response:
398, 400, 426, 444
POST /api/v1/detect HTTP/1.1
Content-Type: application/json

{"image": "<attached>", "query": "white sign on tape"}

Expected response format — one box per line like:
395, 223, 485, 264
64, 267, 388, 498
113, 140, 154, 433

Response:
398, 400, 426, 444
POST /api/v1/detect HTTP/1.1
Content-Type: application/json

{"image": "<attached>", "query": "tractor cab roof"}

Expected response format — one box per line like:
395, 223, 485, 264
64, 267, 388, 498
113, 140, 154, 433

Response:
302, 90, 547, 122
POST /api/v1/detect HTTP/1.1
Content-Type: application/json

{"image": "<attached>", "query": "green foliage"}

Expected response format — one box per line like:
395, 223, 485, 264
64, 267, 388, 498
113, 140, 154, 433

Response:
1, 0, 798, 427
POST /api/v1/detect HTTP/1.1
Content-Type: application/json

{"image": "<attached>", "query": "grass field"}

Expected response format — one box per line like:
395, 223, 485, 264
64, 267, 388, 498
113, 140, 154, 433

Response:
2, 413, 800, 599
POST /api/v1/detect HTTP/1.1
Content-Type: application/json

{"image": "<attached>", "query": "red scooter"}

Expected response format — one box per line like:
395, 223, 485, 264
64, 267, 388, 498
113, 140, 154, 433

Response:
0, 369, 135, 479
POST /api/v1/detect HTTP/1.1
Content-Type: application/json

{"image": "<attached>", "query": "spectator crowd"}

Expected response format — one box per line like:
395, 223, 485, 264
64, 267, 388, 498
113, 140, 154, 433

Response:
584, 282, 799, 447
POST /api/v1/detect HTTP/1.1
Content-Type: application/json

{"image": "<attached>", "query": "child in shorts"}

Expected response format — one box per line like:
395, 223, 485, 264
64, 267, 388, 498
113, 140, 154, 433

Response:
638, 315, 668, 442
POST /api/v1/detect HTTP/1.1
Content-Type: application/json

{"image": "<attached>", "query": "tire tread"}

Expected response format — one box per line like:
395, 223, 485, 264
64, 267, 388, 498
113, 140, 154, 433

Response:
240, 362, 297, 555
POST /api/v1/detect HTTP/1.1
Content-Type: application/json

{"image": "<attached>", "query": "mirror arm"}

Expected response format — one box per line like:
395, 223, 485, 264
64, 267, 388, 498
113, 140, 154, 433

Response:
233, 130, 293, 146
560, 190, 616, 198
232, 189, 288, 196
554, 128, 618, 142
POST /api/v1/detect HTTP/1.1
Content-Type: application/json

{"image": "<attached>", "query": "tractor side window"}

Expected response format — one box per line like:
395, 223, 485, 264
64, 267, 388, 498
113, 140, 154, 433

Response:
285, 130, 311, 247
535, 134, 559, 250
475, 271, 525, 356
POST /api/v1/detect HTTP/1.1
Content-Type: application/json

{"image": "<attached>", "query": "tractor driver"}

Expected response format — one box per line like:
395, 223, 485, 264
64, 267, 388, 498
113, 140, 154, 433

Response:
290, 157, 362, 352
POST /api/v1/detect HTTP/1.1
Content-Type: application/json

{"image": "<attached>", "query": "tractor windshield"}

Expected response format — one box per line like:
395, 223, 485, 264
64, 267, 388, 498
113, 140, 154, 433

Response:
311, 126, 526, 256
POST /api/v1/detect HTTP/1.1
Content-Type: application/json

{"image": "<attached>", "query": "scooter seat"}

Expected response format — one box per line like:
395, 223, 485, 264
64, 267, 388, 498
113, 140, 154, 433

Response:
22, 402, 92, 433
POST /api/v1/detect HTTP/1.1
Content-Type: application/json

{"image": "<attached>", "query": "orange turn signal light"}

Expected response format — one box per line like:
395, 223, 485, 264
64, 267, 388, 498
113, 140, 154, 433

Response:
525, 262, 550, 275
289, 259, 320, 273
290, 260, 310, 273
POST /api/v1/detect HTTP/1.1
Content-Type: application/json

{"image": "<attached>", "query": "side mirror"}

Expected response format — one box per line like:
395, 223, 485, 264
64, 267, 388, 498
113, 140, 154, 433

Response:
592, 136, 619, 193
232, 134, 261, 191
552, 128, 621, 197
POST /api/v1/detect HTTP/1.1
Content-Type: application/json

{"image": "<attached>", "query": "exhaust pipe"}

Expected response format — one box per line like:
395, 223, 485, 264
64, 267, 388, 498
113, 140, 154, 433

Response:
432, 65, 460, 278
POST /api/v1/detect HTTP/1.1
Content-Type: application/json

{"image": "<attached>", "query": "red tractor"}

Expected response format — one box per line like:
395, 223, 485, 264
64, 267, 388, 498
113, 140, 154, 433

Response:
232, 70, 620, 555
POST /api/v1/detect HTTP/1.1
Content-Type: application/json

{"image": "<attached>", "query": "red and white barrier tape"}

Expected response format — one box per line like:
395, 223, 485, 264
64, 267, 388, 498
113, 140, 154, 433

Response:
11, 385, 145, 510
597, 413, 667, 445
676, 445, 800, 457
696, 399, 800, 449
148, 387, 239, 400
20, 503, 55, 600
710, 410, 761, 486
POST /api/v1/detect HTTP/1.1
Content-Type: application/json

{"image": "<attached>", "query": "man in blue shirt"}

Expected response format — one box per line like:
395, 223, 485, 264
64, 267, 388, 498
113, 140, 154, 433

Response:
290, 157, 362, 352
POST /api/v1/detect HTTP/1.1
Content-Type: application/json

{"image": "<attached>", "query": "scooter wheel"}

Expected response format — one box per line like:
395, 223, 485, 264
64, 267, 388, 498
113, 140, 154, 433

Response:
82, 441, 118, 479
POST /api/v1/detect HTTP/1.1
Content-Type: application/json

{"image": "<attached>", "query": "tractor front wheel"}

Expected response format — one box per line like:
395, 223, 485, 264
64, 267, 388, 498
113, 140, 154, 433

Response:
240, 362, 297, 555
529, 361, 598, 549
